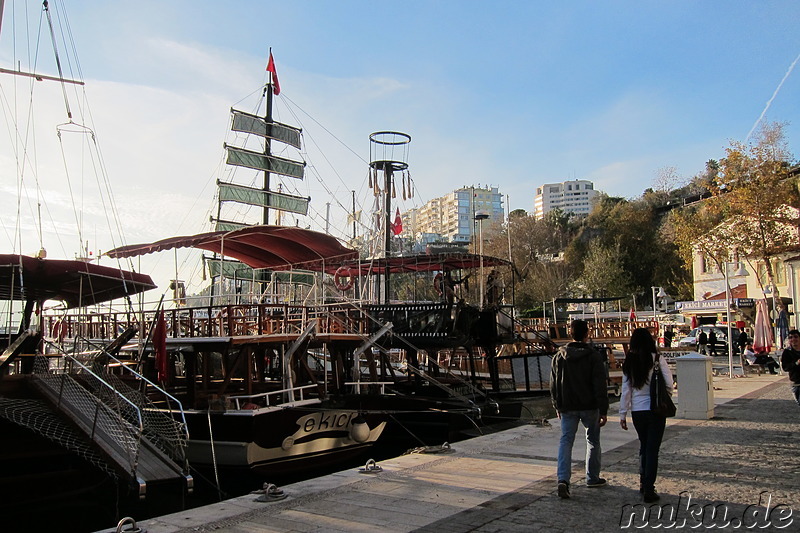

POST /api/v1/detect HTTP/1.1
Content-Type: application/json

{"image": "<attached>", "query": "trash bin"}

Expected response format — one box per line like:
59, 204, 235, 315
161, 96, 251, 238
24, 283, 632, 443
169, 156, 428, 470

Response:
675, 352, 714, 419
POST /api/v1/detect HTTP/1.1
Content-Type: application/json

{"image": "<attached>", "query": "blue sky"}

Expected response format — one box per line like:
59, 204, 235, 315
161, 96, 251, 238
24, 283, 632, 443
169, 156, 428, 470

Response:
1, 0, 799, 292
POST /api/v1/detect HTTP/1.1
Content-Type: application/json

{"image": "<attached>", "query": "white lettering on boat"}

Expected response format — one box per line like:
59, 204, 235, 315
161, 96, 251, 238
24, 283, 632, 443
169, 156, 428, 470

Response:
295, 411, 358, 439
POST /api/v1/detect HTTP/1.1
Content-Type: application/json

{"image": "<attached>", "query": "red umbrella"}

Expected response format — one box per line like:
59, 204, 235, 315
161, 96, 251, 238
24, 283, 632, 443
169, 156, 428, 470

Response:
753, 299, 774, 353
691, 315, 698, 329
629, 308, 636, 321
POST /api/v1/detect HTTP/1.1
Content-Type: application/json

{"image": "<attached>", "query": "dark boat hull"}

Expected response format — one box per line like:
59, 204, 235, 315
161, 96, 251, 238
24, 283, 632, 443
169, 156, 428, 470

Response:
180, 402, 386, 477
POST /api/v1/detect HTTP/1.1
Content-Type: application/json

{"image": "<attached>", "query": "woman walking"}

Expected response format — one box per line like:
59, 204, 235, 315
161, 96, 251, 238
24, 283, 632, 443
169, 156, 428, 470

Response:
619, 328, 673, 503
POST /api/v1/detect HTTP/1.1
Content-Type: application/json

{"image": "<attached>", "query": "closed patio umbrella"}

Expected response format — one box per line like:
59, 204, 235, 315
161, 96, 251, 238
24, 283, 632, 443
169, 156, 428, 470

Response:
753, 299, 774, 353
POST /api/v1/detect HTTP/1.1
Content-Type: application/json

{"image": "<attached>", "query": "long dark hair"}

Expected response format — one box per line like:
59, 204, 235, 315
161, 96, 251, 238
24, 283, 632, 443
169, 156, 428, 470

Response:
622, 327, 657, 389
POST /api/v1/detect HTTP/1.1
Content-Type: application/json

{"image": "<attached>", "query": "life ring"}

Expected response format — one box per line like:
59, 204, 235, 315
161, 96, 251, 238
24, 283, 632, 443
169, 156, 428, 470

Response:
433, 272, 443, 296
334, 266, 355, 291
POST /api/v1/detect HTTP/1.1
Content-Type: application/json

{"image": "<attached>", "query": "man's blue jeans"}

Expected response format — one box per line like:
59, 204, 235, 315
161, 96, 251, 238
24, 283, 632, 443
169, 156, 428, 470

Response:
557, 409, 602, 484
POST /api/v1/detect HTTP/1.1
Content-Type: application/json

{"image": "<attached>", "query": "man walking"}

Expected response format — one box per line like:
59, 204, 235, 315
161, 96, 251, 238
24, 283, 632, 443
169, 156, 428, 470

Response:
550, 320, 609, 499
780, 329, 800, 407
708, 330, 718, 356
697, 330, 708, 355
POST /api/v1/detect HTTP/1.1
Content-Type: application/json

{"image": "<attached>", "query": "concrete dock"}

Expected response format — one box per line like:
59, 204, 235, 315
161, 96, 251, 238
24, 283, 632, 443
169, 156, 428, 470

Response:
125, 374, 798, 532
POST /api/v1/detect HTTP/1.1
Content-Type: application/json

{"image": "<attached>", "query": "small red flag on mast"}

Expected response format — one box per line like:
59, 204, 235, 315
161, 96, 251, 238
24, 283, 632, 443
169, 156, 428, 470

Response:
392, 208, 403, 235
267, 52, 281, 95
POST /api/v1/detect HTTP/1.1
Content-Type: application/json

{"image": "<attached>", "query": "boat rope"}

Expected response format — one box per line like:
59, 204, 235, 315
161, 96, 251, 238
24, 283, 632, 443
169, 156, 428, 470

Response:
404, 442, 453, 455
207, 410, 223, 502
43, 0, 74, 119
252, 483, 287, 502
388, 413, 427, 446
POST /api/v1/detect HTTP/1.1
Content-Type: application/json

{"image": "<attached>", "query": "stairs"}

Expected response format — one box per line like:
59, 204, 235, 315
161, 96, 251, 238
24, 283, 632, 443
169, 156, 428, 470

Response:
28, 354, 192, 498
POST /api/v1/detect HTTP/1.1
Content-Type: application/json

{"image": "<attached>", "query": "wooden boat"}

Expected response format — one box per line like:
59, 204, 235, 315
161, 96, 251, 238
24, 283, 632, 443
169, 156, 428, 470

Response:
0, 255, 194, 531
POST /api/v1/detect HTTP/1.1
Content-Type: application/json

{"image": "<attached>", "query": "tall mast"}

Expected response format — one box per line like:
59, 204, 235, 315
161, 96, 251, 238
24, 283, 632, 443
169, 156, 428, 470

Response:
369, 131, 411, 303
263, 56, 274, 225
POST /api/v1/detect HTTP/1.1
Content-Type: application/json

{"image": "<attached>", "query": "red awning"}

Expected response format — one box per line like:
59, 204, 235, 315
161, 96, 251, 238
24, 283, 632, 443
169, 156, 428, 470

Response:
0, 254, 156, 308
105, 225, 359, 271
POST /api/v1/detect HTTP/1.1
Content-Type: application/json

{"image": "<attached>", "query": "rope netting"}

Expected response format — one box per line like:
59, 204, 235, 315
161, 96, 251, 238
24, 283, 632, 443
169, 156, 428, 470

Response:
0, 397, 118, 479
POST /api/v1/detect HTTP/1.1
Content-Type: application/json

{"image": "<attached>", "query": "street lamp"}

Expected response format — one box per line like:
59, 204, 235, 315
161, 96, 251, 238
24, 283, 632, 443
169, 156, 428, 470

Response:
651, 286, 667, 322
475, 211, 489, 308
723, 261, 749, 377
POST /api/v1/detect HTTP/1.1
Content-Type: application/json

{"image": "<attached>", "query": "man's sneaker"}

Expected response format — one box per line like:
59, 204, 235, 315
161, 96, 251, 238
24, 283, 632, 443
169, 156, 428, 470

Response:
586, 478, 607, 488
557, 481, 570, 499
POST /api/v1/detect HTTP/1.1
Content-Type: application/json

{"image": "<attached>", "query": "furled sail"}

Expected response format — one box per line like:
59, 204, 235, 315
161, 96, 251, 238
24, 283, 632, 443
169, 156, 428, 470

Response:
224, 145, 305, 179
218, 181, 310, 215
231, 109, 302, 149
205, 257, 314, 284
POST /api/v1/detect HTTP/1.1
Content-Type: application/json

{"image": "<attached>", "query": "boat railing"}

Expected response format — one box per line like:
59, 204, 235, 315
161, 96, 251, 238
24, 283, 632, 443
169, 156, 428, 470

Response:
43, 302, 371, 341
515, 318, 658, 343
344, 381, 391, 394
31, 349, 145, 479
227, 383, 321, 410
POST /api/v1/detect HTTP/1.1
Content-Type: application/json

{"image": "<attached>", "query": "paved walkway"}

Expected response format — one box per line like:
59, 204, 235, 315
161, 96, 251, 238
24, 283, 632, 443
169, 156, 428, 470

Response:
127, 374, 799, 533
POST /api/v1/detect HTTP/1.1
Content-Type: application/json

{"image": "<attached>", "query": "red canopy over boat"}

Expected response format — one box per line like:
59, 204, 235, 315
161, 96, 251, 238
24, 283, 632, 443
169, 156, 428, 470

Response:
0, 254, 156, 308
105, 225, 510, 276
105, 225, 359, 272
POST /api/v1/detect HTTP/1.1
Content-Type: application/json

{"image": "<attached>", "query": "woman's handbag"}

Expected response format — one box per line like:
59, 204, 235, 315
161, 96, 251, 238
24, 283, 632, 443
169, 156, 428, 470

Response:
650, 352, 676, 417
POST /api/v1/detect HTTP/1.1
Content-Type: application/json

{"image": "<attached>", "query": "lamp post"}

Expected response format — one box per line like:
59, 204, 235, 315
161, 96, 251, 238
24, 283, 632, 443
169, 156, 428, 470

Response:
651, 286, 667, 322
475, 211, 489, 308
724, 261, 749, 377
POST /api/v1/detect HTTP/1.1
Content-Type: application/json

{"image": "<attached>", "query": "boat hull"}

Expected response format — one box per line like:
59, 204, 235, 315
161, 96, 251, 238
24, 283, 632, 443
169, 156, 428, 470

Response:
181, 403, 386, 477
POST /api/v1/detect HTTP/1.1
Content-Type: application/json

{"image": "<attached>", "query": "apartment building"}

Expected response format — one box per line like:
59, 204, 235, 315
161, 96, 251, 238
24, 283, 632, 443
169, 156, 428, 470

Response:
401, 185, 504, 244
533, 179, 598, 220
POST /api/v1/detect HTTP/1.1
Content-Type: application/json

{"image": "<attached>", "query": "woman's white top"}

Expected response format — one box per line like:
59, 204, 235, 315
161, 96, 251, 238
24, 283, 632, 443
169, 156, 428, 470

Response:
619, 352, 674, 419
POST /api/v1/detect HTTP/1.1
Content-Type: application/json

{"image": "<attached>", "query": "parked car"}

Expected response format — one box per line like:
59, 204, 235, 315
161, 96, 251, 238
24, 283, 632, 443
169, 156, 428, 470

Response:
677, 326, 742, 354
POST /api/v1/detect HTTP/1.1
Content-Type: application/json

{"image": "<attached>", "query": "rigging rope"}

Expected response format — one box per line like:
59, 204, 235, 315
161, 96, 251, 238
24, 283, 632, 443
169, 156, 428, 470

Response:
43, 0, 72, 119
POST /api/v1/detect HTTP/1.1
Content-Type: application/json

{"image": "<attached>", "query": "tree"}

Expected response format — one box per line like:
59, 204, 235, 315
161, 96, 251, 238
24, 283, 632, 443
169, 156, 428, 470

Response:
576, 241, 632, 307
483, 212, 576, 310
566, 197, 682, 303
719, 123, 799, 294
669, 122, 799, 297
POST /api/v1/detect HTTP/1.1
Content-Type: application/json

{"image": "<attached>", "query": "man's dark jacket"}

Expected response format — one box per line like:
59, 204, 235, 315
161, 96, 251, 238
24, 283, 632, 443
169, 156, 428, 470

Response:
780, 347, 800, 384
550, 342, 609, 415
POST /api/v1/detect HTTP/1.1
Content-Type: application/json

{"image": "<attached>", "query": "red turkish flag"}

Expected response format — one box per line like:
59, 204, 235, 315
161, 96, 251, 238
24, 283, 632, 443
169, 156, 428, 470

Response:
267, 52, 281, 95
392, 208, 402, 235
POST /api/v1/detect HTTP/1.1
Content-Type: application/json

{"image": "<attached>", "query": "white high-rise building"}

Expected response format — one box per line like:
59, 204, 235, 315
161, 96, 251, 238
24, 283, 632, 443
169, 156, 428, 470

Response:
533, 179, 598, 220
402, 185, 504, 244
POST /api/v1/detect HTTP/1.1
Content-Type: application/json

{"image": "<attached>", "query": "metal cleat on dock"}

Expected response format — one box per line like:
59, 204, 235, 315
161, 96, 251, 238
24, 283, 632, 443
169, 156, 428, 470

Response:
359, 458, 383, 473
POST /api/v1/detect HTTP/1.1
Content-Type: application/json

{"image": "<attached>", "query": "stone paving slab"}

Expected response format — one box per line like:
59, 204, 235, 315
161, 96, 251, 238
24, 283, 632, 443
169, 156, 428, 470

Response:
121, 373, 798, 533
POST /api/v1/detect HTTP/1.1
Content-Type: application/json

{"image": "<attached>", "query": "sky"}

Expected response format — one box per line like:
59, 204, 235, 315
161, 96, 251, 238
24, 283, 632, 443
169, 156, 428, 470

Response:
1, 0, 799, 296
